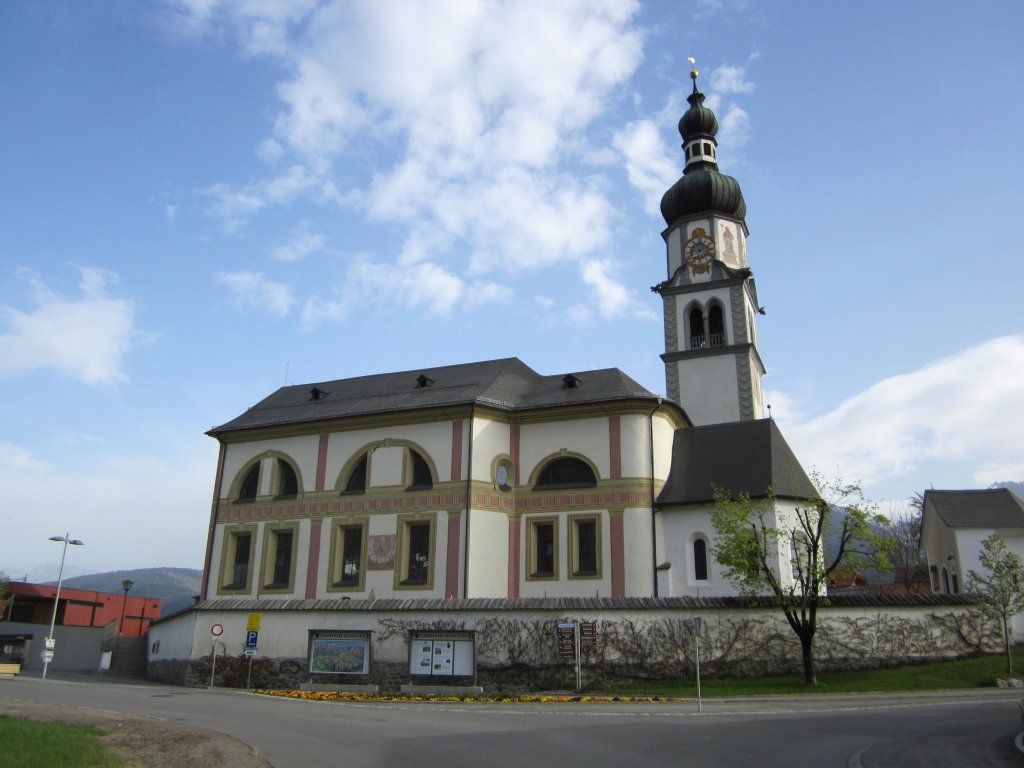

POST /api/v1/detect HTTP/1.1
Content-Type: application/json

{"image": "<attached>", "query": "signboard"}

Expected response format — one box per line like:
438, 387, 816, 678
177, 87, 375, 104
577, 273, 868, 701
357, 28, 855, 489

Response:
245, 631, 258, 650
556, 623, 576, 661
246, 613, 261, 631
579, 621, 597, 648
44, 638, 56, 650
243, 648, 256, 657
408, 631, 474, 677
210, 624, 224, 637
309, 631, 370, 675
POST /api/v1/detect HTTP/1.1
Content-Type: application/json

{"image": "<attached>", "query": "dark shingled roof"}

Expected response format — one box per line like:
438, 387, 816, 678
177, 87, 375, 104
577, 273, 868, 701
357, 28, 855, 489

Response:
656, 418, 815, 506
209, 358, 665, 435
924, 488, 1024, 529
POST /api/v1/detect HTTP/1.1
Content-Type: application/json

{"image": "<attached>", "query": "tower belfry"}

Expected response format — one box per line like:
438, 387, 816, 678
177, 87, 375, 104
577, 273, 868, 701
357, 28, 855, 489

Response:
653, 65, 765, 426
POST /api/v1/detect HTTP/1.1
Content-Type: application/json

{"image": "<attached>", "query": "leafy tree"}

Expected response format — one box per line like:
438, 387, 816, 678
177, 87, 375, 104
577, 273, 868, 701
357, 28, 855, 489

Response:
883, 504, 929, 594
967, 535, 1024, 675
712, 473, 892, 685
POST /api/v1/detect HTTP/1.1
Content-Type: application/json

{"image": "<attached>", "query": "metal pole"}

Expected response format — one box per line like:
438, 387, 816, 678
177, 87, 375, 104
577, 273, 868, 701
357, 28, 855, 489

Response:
694, 616, 702, 713
247, 654, 253, 691
575, 622, 581, 694
42, 534, 83, 680
210, 642, 218, 688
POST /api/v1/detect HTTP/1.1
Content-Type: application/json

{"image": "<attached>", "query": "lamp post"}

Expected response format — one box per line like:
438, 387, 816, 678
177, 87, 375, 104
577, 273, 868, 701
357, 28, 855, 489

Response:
42, 534, 84, 680
119, 579, 134, 636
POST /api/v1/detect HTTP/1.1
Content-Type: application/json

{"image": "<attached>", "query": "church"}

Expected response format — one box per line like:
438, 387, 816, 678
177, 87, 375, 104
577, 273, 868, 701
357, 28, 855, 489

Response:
196, 70, 815, 609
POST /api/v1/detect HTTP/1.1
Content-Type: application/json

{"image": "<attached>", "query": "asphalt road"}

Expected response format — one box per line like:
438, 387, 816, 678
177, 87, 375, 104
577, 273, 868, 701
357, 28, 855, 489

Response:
2, 675, 1022, 767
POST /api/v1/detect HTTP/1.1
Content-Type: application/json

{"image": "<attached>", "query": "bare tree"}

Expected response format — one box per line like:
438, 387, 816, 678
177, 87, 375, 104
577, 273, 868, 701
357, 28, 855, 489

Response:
884, 504, 929, 594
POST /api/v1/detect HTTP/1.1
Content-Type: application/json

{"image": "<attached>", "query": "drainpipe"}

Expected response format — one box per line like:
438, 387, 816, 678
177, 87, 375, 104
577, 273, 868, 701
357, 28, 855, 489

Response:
649, 400, 661, 597
462, 406, 475, 599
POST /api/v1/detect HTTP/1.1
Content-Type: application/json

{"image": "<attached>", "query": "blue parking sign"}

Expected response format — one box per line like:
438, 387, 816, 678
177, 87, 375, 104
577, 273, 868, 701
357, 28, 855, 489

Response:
245, 630, 258, 649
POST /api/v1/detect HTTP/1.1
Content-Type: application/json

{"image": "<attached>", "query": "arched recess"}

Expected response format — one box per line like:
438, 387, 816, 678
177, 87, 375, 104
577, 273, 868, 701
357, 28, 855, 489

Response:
687, 302, 706, 350
941, 566, 950, 593
707, 300, 726, 347
692, 535, 710, 582
263, 451, 303, 498
529, 452, 599, 491
333, 439, 438, 493
229, 460, 262, 502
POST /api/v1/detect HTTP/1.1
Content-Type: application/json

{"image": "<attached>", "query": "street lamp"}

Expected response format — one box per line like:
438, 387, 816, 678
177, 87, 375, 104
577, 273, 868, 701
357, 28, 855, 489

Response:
42, 534, 84, 680
120, 579, 134, 636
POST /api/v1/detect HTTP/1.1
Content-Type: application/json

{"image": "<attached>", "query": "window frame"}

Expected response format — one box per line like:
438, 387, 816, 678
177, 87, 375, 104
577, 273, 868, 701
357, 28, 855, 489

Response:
235, 462, 261, 502
218, 525, 257, 593
568, 514, 601, 579
395, 514, 436, 590
327, 520, 368, 592
526, 517, 559, 580
532, 456, 598, 491
260, 523, 299, 593
275, 458, 299, 499
692, 536, 709, 582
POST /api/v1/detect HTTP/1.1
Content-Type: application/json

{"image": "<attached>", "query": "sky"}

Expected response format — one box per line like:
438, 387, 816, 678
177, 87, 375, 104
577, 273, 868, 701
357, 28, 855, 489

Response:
2, 0, 1022, 582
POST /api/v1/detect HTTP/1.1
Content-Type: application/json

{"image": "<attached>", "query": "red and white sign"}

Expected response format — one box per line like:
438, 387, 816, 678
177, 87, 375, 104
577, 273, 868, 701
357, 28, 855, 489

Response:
210, 623, 224, 637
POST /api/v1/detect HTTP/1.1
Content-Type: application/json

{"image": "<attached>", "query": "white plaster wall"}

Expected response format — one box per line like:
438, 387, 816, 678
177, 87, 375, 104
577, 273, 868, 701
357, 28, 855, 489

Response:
148, 610, 200, 661
676, 356, 741, 426
666, 225, 683, 276
471, 417, 511, 483
465, 507, 509, 597
221, 435, 320, 496
618, 414, 653, 479
519, 418, 610, 481
370, 445, 405, 486
623, 506, 654, 596
656, 507, 733, 597
651, 414, 677, 482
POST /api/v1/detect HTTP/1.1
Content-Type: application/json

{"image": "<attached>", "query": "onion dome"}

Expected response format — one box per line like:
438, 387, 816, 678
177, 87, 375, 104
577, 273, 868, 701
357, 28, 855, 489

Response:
660, 70, 746, 226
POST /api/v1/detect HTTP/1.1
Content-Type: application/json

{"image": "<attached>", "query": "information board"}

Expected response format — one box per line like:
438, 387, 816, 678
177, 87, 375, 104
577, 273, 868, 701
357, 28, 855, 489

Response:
408, 631, 475, 677
309, 631, 371, 675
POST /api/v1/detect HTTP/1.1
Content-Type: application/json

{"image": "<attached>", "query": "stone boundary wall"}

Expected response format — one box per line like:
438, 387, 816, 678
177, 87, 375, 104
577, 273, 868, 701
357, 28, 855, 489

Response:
147, 598, 999, 692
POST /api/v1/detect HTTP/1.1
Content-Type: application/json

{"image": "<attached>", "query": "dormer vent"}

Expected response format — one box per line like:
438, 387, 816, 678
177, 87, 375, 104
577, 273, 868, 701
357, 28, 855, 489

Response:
562, 374, 582, 389
310, 387, 327, 400
415, 374, 435, 389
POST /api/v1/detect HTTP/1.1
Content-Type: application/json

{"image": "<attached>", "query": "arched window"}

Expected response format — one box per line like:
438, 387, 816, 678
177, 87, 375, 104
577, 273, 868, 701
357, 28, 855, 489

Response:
344, 454, 367, 494
941, 566, 950, 594
277, 460, 298, 498
708, 303, 725, 347
534, 457, 597, 490
693, 538, 709, 581
237, 464, 259, 501
689, 306, 706, 349
408, 449, 433, 491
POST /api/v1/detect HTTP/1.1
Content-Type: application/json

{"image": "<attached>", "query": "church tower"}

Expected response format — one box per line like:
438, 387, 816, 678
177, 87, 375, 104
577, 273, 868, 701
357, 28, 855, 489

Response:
653, 67, 765, 426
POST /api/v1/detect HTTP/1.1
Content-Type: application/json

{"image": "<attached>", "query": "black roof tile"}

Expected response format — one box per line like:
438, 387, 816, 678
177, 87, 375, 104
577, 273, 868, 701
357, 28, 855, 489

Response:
925, 488, 1024, 528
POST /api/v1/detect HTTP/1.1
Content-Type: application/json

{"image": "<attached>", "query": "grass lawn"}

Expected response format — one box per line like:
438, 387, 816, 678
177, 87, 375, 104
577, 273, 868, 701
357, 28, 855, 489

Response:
0, 716, 122, 768
594, 646, 1024, 697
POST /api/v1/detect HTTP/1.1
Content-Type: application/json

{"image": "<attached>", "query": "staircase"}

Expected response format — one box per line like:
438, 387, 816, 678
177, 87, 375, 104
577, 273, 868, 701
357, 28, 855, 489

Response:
107, 636, 148, 676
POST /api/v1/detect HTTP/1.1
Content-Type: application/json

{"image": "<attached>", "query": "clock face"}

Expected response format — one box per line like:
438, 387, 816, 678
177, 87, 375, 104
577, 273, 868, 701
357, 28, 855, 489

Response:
684, 231, 716, 270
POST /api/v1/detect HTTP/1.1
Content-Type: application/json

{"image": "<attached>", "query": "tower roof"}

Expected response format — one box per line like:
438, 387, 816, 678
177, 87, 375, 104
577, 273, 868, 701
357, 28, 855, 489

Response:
660, 72, 746, 226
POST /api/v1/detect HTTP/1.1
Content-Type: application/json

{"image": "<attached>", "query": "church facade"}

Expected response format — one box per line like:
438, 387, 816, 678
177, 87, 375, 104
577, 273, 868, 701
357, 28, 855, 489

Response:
197, 72, 814, 608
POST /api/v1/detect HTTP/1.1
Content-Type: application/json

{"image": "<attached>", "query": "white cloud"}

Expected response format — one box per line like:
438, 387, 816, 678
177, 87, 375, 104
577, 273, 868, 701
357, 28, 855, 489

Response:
778, 336, 1024, 494
710, 64, 755, 95
180, 0, 645, 296
0, 266, 136, 386
580, 258, 633, 320
613, 118, 678, 213
271, 227, 326, 262
215, 271, 295, 316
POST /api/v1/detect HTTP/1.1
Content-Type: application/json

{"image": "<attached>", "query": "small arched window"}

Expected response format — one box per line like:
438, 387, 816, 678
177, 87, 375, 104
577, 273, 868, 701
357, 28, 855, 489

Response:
534, 457, 597, 490
689, 306, 706, 349
693, 538, 708, 581
237, 464, 259, 501
277, 460, 298, 498
408, 449, 433, 491
941, 566, 950, 594
344, 454, 368, 494
708, 303, 725, 347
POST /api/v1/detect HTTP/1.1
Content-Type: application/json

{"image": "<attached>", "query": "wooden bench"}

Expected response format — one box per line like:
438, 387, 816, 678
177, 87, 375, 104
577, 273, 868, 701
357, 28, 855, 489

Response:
0, 663, 21, 676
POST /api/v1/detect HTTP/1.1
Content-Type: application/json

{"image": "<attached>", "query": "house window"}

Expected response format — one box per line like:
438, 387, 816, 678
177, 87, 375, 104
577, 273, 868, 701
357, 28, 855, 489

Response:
329, 522, 366, 590
570, 516, 600, 578
344, 454, 368, 494
528, 519, 557, 579
693, 538, 708, 581
408, 449, 433, 490
220, 528, 255, 591
689, 306, 706, 349
238, 464, 259, 501
276, 460, 298, 498
262, 527, 297, 591
533, 457, 597, 490
397, 516, 434, 588
708, 304, 725, 347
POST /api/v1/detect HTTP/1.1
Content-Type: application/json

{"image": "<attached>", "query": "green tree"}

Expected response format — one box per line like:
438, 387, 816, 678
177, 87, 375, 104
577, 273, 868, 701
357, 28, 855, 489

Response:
712, 473, 892, 685
967, 535, 1024, 675
884, 504, 929, 594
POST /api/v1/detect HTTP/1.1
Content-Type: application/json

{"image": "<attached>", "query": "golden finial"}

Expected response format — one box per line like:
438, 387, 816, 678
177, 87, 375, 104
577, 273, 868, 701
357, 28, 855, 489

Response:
688, 56, 698, 81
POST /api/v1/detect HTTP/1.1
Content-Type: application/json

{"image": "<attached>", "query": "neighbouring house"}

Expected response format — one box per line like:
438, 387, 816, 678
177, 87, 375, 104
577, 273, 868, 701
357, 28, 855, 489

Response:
921, 488, 1024, 602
